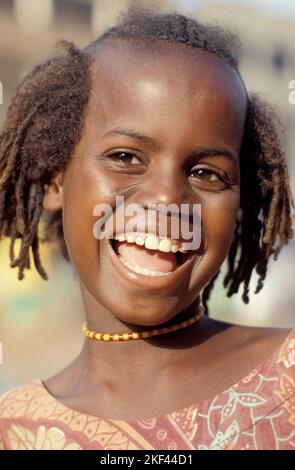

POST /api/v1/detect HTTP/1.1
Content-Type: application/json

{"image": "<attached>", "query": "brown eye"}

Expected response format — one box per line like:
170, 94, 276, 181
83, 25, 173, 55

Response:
189, 167, 229, 190
108, 152, 142, 166
193, 169, 219, 181
191, 168, 221, 182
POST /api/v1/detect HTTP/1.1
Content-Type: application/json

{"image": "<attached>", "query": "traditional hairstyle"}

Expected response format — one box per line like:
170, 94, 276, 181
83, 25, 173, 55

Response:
0, 5, 293, 313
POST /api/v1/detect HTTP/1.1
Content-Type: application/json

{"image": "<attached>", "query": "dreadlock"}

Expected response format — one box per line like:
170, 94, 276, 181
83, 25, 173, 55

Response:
0, 41, 91, 279
0, 5, 294, 315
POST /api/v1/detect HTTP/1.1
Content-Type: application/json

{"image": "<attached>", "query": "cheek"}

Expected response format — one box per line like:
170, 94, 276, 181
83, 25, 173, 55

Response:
184, 191, 240, 296
201, 190, 240, 253
61, 164, 118, 270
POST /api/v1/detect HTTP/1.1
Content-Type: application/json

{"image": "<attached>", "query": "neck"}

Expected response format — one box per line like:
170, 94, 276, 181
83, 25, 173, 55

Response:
77, 286, 206, 382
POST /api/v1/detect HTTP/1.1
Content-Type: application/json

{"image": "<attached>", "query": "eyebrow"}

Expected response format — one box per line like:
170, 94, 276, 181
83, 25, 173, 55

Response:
103, 128, 160, 150
103, 127, 238, 161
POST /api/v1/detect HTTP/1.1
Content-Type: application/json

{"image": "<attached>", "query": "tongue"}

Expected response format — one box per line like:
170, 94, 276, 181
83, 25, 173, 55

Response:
115, 241, 177, 273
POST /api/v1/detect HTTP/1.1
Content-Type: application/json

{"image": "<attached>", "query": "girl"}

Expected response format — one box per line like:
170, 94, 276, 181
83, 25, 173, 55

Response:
0, 6, 294, 451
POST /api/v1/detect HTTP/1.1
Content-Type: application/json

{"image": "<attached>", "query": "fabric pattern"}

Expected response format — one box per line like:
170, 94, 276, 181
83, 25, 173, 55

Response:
0, 329, 294, 450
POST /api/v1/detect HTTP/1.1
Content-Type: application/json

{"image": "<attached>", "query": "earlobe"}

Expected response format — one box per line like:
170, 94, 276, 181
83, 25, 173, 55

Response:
42, 172, 64, 212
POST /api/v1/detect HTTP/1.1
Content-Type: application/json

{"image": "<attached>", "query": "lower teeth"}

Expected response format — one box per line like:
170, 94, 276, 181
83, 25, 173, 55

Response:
119, 255, 172, 276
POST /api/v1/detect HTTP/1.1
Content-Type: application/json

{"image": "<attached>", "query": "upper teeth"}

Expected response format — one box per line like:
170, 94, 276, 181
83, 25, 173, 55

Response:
113, 233, 189, 253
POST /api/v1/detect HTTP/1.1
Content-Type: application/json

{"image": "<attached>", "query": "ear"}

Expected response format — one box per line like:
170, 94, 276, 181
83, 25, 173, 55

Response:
43, 171, 64, 212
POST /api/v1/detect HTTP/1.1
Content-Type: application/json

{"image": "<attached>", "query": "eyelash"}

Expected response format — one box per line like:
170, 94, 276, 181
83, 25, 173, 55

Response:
107, 151, 142, 167
106, 151, 230, 188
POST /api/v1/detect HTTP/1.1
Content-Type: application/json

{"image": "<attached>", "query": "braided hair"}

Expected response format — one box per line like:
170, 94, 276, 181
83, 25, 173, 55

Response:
0, 5, 293, 314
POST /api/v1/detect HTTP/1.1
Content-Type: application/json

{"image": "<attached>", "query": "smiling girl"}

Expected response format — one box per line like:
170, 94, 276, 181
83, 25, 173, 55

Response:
0, 6, 294, 451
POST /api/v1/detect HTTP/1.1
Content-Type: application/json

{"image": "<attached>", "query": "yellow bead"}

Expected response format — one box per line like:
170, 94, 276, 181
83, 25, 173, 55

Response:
82, 308, 204, 343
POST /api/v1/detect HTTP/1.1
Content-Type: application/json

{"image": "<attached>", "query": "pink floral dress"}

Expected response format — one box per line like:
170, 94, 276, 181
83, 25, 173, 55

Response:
0, 329, 294, 450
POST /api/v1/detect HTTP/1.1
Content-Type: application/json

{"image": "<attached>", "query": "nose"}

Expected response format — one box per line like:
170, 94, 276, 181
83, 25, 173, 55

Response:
127, 164, 199, 240
135, 165, 192, 210
123, 162, 204, 244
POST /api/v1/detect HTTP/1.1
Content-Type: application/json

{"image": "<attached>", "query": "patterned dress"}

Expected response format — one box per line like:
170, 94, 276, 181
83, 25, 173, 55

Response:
0, 329, 294, 450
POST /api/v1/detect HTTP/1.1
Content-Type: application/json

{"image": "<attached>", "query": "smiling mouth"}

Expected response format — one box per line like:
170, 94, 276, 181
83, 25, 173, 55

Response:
109, 233, 196, 277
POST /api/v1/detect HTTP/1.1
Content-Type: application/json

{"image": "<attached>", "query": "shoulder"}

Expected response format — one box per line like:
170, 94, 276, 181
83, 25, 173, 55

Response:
203, 318, 294, 382
235, 324, 294, 367
232, 325, 294, 357
226, 324, 295, 389
196, 324, 295, 449
210, 316, 294, 351
0, 381, 46, 450
205, 316, 294, 352
0, 380, 46, 420
0, 381, 83, 450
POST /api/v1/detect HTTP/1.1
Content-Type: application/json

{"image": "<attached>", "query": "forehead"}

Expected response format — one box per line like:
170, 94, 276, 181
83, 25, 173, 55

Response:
87, 42, 247, 144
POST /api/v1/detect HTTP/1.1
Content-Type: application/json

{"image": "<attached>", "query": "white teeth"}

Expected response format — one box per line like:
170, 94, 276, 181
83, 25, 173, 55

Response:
120, 256, 171, 276
113, 233, 190, 253
144, 236, 159, 251
158, 239, 172, 253
135, 236, 145, 246
126, 235, 135, 243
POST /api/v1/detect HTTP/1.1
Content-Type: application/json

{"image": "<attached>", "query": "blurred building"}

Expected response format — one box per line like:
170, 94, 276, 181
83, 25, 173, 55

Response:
0, 0, 294, 392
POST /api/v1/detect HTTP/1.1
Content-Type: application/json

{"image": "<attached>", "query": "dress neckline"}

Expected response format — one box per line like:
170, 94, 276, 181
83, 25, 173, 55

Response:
38, 327, 294, 425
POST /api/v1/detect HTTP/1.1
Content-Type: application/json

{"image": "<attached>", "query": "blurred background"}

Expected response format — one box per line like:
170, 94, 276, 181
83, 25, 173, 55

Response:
0, 0, 294, 393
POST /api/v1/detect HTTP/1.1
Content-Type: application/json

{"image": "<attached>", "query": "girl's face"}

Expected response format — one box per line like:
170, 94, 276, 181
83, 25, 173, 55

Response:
57, 44, 247, 327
